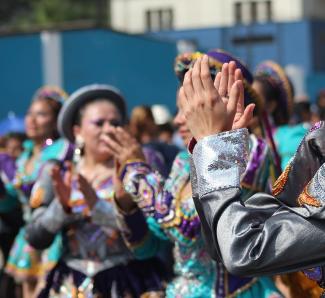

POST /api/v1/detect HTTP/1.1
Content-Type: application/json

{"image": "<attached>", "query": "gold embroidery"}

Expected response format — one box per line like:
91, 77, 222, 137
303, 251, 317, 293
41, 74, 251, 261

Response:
272, 163, 292, 196
297, 183, 321, 207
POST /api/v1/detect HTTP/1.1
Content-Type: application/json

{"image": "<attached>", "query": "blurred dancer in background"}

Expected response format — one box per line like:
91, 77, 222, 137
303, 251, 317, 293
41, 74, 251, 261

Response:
5, 86, 72, 298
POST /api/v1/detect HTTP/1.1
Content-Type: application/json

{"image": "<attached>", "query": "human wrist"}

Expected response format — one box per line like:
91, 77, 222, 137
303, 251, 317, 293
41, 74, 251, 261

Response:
114, 192, 137, 213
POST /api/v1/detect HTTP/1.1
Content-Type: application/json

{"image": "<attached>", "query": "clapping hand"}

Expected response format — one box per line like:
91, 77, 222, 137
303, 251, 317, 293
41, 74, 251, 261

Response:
76, 173, 99, 209
51, 162, 72, 212
179, 55, 255, 141
101, 126, 145, 167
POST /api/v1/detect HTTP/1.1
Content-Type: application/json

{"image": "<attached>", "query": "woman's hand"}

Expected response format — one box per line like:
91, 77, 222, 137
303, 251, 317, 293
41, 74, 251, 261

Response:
113, 160, 137, 213
76, 173, 99, 210
101, 126, 145, 167
180, 55, 255, 141
51, 163, 72, 212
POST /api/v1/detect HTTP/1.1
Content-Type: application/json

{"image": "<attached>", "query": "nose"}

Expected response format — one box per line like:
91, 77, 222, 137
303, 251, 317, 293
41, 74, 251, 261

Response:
173, 110, 185, 127
102, 121, 114, 133
25, 112, 35, 125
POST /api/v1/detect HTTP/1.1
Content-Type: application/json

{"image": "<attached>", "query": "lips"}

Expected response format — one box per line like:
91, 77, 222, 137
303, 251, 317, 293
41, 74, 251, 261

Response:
179, 129, 190, 136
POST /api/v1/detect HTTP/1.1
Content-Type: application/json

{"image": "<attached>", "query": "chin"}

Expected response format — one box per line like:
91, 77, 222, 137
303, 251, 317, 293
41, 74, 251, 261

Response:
26, 132, 39, 139
96, 150, 113, 160
181, 136, 191, 147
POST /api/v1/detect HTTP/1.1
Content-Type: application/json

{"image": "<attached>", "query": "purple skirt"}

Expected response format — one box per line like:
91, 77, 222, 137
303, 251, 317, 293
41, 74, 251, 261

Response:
38, 258, 167, 298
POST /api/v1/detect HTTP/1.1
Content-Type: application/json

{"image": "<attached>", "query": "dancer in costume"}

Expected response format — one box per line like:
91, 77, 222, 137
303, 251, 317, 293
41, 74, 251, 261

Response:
254, 61, 309, 170
25, 84, 167, 298
104, 52, 282, 298
5, 86, 72, 298
180, 55, 325, 296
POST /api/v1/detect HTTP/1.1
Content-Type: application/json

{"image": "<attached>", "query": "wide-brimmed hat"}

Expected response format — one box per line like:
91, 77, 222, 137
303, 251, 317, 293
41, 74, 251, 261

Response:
58, 84, 126, 142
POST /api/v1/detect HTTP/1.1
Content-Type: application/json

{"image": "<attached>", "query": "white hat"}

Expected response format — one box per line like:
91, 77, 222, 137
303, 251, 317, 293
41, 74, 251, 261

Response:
151, 104, 172, 125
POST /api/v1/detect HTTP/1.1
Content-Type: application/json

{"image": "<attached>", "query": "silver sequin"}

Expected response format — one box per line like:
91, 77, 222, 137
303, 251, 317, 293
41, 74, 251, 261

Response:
192, 129, 249, 198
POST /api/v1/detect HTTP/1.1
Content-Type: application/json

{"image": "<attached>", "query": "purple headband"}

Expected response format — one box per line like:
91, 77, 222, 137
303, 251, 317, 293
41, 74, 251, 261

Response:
207, 49, 253, 84
207, 49, 262, 109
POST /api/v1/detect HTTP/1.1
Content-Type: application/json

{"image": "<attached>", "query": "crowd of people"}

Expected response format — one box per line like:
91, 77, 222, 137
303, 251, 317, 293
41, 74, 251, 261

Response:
0, 48, 324, 298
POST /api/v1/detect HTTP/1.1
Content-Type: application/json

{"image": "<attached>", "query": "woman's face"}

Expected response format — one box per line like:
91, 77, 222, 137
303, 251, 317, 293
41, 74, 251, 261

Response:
173, 90, 192, 146
252, 80, 276, 114
74, 100, 122, 161
25, 100, 57, 141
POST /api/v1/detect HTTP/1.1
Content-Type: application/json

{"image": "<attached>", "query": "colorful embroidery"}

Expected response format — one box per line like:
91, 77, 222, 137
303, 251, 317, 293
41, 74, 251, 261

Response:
272, 163, 292, 196
297, 183, 322, 207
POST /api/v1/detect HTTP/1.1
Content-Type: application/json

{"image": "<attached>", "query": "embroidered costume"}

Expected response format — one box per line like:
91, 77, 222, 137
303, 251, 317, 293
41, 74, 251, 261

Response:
117, 148, 281, 298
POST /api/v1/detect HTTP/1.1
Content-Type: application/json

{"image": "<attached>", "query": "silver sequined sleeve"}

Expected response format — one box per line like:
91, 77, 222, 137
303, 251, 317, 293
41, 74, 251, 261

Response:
192, 128, 250, 198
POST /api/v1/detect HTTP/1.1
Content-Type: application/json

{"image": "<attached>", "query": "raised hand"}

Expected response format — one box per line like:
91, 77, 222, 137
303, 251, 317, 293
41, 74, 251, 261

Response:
112, 159, 137, 212
51, 162, 72, 212
179, 55, 255, 141
214, 61, 255, 130
101, 126, 145, 167
76, 173, 99, 209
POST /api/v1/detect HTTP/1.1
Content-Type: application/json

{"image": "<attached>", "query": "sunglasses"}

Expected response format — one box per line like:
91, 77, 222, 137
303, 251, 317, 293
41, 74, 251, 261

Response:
89, 118, 122, 128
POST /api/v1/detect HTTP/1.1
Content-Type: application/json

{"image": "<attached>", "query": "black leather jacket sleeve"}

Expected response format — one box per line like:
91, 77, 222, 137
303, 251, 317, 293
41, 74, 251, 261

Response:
191, 123, 325, 276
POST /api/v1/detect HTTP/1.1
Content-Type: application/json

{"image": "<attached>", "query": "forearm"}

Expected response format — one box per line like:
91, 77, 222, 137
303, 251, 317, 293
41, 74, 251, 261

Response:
121, 153, 202, 245
25, 200, 70, 249
116, 207, 165, 259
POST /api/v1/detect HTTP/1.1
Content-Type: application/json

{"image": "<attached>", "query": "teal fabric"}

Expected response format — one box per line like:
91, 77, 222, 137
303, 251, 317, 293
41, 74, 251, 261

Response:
275, 123, 309, 170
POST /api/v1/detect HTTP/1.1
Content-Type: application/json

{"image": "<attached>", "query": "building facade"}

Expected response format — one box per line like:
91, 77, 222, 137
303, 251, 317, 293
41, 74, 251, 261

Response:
111, 0, 325, 33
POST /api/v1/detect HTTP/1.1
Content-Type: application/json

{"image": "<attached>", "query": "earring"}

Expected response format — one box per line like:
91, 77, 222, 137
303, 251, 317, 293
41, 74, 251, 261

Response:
73, 135, 84, 164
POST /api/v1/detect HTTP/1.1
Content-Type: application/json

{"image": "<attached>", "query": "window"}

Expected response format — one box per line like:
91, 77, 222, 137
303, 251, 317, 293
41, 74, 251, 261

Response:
234, 2, 242, 24
251, 2, 257, 23
266, 1, 272, 22
234, 1, 272, 25
146, 8, 173, 31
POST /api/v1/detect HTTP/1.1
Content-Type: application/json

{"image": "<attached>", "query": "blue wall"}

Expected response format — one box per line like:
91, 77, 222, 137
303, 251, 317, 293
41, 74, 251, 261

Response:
151, 21, 312, 72
62, 29, 178, 114
0, 29, 178, 120
151, 20, 325, 102
0, 33, 43, 119
0, 21, 324, 122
